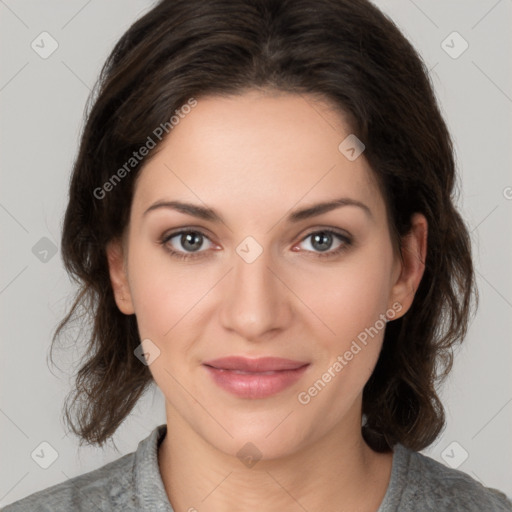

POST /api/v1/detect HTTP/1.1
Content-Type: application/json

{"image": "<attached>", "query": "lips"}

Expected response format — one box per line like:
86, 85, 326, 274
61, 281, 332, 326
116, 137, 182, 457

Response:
202, 356, 310, 399
203, 356, 309, 372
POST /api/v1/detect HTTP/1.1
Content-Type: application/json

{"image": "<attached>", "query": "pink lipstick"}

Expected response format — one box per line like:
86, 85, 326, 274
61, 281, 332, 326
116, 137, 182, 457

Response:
203, 356, 309, 399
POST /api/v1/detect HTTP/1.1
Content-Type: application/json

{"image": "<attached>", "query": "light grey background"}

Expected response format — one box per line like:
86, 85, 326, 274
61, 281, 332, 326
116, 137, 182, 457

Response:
1, 0, 511, 507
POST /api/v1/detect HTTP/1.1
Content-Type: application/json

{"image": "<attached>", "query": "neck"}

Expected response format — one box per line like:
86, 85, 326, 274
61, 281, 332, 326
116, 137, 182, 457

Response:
158, 403, 393, 512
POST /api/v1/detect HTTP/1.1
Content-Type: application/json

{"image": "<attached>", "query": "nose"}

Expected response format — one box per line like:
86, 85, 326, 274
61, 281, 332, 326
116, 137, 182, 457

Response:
219, 243, 292, 342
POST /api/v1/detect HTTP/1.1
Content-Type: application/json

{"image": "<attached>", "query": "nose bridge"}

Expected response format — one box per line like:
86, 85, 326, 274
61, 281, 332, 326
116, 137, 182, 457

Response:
219, 237, 290, 340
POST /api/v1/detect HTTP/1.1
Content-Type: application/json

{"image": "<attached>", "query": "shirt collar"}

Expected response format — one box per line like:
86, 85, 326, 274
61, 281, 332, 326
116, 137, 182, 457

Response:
134, 423, 174, 511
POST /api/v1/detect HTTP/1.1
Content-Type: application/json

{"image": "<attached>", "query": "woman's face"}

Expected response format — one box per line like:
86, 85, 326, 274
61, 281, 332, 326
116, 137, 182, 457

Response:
108, 90, 424, 459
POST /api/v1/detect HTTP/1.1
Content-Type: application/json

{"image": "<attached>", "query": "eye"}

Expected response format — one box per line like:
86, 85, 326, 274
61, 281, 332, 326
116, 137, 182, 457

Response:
160, 230, 215, 260
159, 228, 352, 261
295, 229, 352, 258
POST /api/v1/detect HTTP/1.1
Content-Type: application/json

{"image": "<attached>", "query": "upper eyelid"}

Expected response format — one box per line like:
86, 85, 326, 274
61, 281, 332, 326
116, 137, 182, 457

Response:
161, 226, 215, 242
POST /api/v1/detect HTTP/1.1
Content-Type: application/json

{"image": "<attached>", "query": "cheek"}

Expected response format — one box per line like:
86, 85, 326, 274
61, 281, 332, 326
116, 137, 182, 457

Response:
126, 243, 201, 339
292, 239, 394, 409
295, 268, 391, 428
126, 243, 225, 369
298, 238, 395, 348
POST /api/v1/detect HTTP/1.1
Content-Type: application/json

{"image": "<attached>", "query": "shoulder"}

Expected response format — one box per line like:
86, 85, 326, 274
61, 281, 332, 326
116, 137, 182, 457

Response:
1, 451, 137, 512
2, 424, 170, 512
386, 444, 512, 512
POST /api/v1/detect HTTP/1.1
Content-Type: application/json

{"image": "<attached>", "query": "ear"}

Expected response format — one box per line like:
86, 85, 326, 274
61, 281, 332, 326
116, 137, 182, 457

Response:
388, 213, 427, 319
106, 238, 135, 315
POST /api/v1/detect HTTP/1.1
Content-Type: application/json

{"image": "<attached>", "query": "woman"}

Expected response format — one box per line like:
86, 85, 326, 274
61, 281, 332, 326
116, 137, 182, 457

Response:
5, 0, 511, 510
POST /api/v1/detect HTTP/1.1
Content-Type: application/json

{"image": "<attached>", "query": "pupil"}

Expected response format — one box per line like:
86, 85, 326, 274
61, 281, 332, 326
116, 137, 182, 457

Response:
312, 232, 332, 252
182, 232, 202, 251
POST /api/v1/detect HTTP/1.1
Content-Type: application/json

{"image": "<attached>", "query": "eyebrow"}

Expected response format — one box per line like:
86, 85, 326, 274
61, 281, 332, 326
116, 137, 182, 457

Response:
143, 197, 373, 223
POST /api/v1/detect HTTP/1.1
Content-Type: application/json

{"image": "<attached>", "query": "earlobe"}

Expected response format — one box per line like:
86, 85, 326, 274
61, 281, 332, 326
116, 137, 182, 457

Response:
388, 213, 428, 319
106, 239, 135, 315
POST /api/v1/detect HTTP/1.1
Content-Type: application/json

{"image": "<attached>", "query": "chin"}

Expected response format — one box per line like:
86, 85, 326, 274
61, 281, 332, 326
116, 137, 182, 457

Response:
196, 407, 316, 463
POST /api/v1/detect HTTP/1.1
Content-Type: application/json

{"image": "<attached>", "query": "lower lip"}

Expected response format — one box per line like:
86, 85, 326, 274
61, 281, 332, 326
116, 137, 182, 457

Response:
203, 365, 309, 399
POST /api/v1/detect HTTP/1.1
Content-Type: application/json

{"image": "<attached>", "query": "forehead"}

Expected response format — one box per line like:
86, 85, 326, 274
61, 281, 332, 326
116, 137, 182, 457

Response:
131, 91, 385, 224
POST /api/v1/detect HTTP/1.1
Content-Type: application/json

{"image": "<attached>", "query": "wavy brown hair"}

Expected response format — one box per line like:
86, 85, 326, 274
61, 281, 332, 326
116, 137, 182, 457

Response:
52, 0, 476, 450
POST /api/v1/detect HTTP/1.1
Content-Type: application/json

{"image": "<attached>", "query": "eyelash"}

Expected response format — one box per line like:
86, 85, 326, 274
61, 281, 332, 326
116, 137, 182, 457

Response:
159, 228, 353, 262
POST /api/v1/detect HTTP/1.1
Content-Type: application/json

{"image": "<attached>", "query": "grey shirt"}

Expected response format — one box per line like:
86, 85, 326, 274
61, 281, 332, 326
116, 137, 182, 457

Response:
3, 424, 511, 511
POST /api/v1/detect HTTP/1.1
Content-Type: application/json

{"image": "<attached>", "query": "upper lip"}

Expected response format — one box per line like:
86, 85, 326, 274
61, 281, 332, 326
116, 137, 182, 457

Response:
203, 356, 309, 372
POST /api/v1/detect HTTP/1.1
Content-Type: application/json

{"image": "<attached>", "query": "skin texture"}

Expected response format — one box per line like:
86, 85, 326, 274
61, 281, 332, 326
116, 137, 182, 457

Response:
107, 90, 427, 512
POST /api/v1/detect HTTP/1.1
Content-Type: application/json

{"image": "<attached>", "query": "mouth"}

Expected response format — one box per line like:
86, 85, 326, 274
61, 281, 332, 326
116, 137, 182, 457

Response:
202, 356, 310, 399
